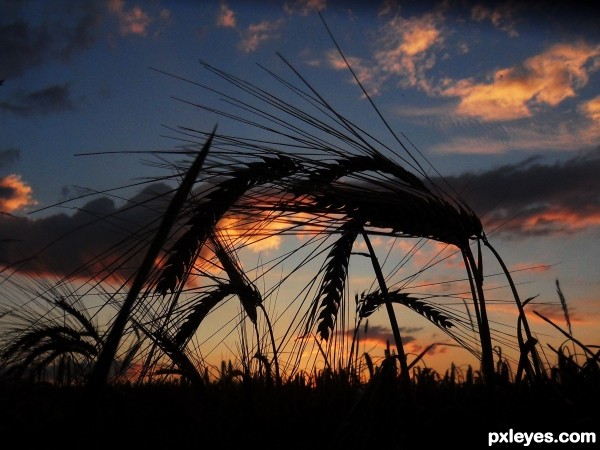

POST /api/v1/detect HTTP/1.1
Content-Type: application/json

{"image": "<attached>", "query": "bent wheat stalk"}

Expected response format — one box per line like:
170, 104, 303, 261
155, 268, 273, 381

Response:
88, 127, 216, 390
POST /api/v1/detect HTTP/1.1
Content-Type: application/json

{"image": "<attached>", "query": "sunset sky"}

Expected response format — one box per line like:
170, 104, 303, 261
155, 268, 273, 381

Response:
1, 0, 599, 373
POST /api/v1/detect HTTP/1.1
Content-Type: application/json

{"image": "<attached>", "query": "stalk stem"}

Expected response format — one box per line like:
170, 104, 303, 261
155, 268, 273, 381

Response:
361, 231, 410, 388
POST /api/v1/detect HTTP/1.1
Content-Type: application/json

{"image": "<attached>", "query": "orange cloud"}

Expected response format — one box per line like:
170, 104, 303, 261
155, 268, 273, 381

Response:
108, 0, 153, 36
374, 12, 443, 91
520, 207, 600, 234
326, 10, 443, 96
442, 42, 600, 121
581, 96, 600, 125
217, 215, 284, 252
216, 2, 236, 28
326, 50, 383, 96
238, 19, 284, 53
531, 303, 578, 328
0, 174, 37, 213
399, 21, 441, 56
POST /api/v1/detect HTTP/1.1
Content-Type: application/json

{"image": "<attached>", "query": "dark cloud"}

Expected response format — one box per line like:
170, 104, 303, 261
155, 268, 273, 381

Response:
0, 1, 102, 80
60, 185, 95, 202
344, 324, 421, 346
0, 148, 20, 168
1, 144, 599, 279
0, 182, 173, 280
0, 185, 15, 201
438, 147, 600, 237
0, 19, 51, 80
0, 83, 77, 116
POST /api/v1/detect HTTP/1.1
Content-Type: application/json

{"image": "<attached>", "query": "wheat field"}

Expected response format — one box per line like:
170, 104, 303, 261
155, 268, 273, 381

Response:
1, 12, 598, 449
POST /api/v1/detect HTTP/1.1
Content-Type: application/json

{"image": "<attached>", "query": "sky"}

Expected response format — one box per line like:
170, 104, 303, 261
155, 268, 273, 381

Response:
1, 0, 599, 375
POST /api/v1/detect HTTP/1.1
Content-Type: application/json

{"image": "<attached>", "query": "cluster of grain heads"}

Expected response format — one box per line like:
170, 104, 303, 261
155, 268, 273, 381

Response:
140, 46, 517, 386
0, 286, 106, 385
0, 13, 549, 392
0, 321, 99, 383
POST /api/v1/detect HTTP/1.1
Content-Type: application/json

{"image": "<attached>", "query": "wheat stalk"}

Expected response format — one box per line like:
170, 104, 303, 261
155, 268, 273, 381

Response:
88, 127, 216, 390
174, 285, 236, 348
358, 289, 453, 330
311, 219, 361, 341
53, 297, 101, 344
209, 234, 262, 324
556, 279, 572, 336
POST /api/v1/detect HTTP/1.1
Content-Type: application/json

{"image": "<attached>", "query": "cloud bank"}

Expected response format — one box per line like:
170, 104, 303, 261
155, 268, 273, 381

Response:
439, 146, 600, 236
1, 147, 598, 280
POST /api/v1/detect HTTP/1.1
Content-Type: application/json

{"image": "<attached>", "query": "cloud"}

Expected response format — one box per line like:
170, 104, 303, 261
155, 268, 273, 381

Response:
0, 174, 37, 214
437, 147, 600, 237
527, 298, 599, 330
326, 50, 383, 97
470, 1, 522, 37
284, 0, 327, 16
218, 214, 284, 252
0, 0, 172, 81
0, 182, 172, 280
107, 0, 153, 36
0, 20, 50, 80
0, 1, 101, 80
0, 1, 169, 119
104, 0, 171, 38
0, 182, 315, 281
440, 42, 600, 122
216, 2, 236, 28
325, 9, 444, 97
343, 323, 419, 347
0, 83, 77, 116
407, 340, 451, 358
428, 115, 600, 155
581, 96, 600, 125
374, 11, 443, 92
2, 145, 599, 280
238, 19, 285, 53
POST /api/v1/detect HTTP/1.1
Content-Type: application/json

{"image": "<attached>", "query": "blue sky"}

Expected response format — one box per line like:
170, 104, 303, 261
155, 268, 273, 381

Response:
1, 0, 599, 373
